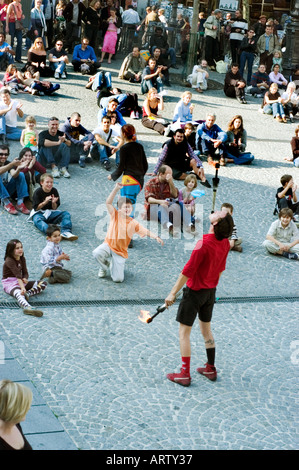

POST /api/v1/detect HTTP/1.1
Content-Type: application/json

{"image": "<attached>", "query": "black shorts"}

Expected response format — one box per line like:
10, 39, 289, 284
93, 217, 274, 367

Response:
176, 286, 216, 326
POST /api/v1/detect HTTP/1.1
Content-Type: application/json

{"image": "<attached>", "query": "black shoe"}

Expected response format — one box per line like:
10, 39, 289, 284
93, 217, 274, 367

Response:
200, 179, 211, 188
170, 64, 179, 69
103, 160, 111, 171
128, 239, 133, 248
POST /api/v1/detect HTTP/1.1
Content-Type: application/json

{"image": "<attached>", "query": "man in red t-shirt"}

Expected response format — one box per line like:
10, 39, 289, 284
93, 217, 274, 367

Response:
164, 210, 233, 386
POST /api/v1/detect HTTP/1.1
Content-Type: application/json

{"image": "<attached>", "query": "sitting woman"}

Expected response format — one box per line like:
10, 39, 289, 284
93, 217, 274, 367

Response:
23, 37, 52, 77
224, 115, 254, 165
262, 82, 287, 123
141, 87, 170, 136
281, 82, 298, 123
269, 64, 288, 89
18, 147, 46, 200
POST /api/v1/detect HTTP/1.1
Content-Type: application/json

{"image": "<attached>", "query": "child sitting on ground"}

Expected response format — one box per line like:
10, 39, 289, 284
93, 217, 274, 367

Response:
276, 174, 299, 222
263, 208, 299, 260
221, 202, 243, 252
2, 239, 46, 317
92, 182, 163, 282
40, 225, 72, 284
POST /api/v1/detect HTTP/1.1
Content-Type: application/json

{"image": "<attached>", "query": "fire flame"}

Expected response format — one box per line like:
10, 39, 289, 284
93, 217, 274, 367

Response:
139, 309, 151, 323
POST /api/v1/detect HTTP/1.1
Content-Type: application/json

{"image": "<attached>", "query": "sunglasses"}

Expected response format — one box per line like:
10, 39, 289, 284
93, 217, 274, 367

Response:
0, 152, 9, 156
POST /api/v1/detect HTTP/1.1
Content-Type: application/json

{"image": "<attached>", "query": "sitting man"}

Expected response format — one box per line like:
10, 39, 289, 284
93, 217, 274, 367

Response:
248, 63, 270, 97
153, 128, 211, 188
37, 117, 71, 179
91, 115, 122, 171
72, 37, 101, 75
30, 172, 78, 240
141, 57, 164, 94
0, 32, 15, 67
60, 112, 94, 168
149, 26, 178, 69
0, 144, 29, 215
144, 165, 195, 237
48, 39, 69, 79
196, 113, 227, 165
0, 88, 24, 144
224, 63, 247, 104
118, 46, 146, 83
152, 47, 171, 87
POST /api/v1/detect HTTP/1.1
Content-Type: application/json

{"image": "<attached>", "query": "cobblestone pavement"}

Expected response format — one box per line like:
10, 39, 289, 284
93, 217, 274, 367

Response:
0, 55, 298, 450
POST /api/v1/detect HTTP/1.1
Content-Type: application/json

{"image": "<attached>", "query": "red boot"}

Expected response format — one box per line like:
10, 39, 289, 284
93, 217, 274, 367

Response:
197, 363, 217, 381
166, 368, 191, 387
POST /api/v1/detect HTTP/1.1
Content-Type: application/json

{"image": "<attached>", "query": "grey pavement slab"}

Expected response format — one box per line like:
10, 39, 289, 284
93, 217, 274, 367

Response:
0, 52, 298, 451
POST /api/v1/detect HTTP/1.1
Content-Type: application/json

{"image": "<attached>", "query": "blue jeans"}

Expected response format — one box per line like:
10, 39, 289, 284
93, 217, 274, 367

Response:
32, 210, 72, 234
37, 143, 70, 168
92, 71, 112, 91
0, 117, 22, 140
8, 22, 22, 61
90, 142, 120, 165
31, 82, 60, 95
239, 51, 255, 85
225, 150, 254, 165
141, 77, 163, 94
201, 139, 225, 158
0, 173, 28, 201
69, 136, 90, 163
263, 102, 285, 117
50, 60, 67, 75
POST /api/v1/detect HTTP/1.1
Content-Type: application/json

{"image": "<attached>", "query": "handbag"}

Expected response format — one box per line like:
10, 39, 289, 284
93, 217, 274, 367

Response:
13, 4, 24, 30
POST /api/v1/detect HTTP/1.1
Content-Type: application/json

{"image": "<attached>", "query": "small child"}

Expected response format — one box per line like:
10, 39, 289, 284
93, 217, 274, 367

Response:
178, 174, 197, 220
20, 116, 39, 152
272, 50, 283, 71
221, 202, 243, 252
93, 182, 163, 282
184, 123, 196, 151
276, 174, 299, 222
2, 239, 46, 317
263, 208, 299, 260
40, 225, 72, 283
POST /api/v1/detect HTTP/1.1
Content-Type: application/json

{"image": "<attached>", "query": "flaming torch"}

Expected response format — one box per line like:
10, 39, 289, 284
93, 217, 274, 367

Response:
139, 291, 182, 324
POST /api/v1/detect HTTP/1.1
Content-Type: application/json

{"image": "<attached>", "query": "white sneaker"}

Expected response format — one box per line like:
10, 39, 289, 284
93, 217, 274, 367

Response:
54, 72, 60, 79
61, 72, 67, 79
51, 166, 60, 178
60, 167, 70, 178
98, 268, 107, 278
61, 231, 78, 241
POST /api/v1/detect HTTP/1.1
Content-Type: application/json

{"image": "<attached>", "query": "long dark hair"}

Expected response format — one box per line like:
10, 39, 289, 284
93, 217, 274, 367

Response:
4, 239, 23, 260
227, 115, 244, 134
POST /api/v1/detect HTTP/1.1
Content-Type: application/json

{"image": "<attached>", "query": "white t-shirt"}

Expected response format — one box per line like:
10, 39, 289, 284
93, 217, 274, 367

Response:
0, 100, 20, 127
92, 126, 118, 144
